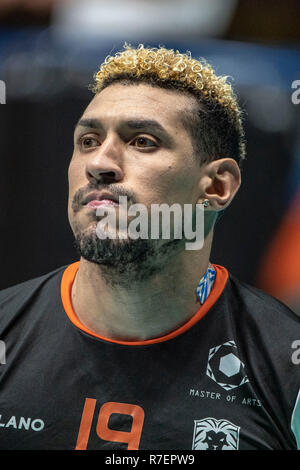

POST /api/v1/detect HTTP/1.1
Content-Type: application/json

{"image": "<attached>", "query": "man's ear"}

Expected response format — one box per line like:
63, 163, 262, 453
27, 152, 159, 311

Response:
197, 158, 241, 211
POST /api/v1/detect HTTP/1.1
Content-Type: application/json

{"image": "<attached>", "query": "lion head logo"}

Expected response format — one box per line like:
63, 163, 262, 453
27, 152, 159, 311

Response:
192, 417, 240, 450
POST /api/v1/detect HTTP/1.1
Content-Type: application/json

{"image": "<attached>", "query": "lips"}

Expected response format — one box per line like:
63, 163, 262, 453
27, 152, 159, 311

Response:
87, 199, 118, 208
83, 191, 119, 208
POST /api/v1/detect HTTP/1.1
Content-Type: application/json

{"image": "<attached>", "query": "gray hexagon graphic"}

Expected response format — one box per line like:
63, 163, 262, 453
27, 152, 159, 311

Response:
206, 340, 249, 390
219, 353, 241, 377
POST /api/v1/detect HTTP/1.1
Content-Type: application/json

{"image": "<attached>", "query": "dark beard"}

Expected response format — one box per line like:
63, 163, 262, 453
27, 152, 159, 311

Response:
73, 224, 183, 288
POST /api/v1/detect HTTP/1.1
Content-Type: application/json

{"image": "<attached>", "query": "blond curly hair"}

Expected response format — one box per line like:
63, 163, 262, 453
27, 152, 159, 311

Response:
92, 44, 246, 166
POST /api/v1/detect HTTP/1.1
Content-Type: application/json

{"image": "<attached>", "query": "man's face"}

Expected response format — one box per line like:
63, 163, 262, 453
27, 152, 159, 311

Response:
68, 83, 203, 278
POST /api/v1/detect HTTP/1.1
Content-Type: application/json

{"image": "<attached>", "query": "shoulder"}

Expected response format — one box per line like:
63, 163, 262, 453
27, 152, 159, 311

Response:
225, 272, 300, 325
0, 265, 68, 299
0, 265, 69, 324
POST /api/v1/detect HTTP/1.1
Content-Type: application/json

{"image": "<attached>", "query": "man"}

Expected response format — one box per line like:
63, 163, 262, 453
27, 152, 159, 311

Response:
0, 44, 299, 450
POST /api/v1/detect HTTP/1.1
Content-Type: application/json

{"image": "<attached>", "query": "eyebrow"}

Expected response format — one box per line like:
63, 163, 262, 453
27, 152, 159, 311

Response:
75, 117, 103, 131
125, 119, 166, 133
74, 117, 174, 145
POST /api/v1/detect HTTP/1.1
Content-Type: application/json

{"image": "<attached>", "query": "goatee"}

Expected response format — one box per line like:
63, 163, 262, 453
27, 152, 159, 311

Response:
73, 224, 183, 288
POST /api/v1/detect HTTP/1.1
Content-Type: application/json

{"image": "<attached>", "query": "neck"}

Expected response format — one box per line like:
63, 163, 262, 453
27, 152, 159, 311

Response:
71, 232, 213, 341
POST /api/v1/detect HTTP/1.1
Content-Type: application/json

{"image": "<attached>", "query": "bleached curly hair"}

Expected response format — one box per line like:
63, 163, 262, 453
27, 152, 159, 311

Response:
91, 44, 246, 166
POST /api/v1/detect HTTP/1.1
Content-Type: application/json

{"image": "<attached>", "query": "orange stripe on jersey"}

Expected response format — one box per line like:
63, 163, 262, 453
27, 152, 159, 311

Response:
60, 261, 228, 346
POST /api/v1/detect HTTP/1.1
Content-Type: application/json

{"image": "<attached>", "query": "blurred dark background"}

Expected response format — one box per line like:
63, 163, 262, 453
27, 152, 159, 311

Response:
1, 0, 300, 313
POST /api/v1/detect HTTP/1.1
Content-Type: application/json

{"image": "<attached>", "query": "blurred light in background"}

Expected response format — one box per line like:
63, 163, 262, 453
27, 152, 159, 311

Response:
51, 0, 238, 42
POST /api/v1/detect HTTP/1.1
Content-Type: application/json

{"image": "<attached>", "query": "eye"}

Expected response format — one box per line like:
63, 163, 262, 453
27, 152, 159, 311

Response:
78, 136, 100, 150
131, 136, 158, 149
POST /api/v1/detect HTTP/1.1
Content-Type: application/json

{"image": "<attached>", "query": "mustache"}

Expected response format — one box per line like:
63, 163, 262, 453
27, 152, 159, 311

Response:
71, 182, 137, 213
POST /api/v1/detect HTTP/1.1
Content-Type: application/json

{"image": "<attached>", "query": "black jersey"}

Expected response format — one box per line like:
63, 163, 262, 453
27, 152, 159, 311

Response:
0, 262, 299, 450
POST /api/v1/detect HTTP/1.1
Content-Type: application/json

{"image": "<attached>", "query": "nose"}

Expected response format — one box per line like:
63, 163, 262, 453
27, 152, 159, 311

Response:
85, 135, 124, 184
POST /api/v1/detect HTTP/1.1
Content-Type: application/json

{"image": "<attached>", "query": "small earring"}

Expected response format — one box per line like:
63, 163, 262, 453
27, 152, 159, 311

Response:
202, 199, 210, 208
